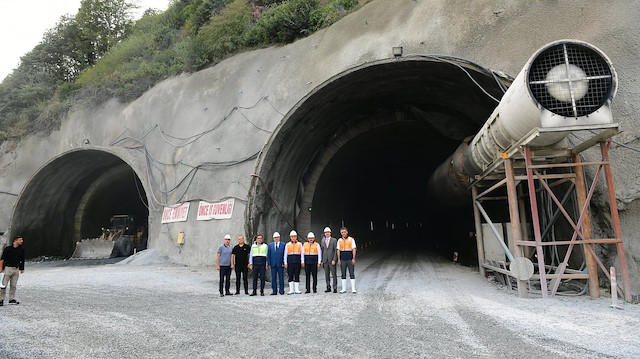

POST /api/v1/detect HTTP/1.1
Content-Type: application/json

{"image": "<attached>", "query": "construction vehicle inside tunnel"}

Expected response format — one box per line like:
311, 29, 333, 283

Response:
8, 150, 149, 261
72, 214, 147, 259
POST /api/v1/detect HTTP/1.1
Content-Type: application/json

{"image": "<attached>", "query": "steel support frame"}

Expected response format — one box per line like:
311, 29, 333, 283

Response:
473, 139, 632, 301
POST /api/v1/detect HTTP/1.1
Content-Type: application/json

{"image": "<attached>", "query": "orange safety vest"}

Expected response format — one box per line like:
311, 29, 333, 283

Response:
338, 237, 355, 251
286, 242, 302, 254
303, 242, 319, 255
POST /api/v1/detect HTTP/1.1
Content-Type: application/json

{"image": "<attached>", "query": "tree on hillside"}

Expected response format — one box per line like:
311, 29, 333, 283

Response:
76, 0, 138, 65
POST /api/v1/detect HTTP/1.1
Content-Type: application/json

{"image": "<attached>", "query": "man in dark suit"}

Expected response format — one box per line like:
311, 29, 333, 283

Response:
266, 232, 286, 295
320, 227, 338, 293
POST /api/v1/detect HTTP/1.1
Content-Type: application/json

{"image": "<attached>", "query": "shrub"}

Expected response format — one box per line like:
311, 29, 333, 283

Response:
245, 0, 319, 45
311, 0, 359, 30
199, 0, 252, 61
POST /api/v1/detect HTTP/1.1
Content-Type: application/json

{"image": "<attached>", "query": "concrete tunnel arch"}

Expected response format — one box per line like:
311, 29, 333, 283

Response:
247, 57, 511, 262
9, 149, 149, 258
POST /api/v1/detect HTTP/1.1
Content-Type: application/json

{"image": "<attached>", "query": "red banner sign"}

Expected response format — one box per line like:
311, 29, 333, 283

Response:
197, 199, 235, 220
161, 202, 191, 223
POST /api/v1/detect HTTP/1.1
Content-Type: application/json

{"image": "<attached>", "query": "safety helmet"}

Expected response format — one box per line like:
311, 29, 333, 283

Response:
273, 232, 280, 238
289, 230, 297, 236
307, 232, 315, 238
224, 234, 231, 239
323, 227, 331, 233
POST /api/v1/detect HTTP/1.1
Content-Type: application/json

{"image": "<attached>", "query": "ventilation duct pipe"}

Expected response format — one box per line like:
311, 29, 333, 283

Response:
428, 40, 618, 204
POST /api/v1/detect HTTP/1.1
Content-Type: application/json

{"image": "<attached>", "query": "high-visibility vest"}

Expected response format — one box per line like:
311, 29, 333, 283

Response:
286, 242, 302, 254
251, 243, 267, 257
303, 242, 319, 255
338, 237, 355, 251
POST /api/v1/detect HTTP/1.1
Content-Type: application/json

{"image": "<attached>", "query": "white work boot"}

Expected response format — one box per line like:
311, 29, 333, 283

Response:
294, 282, 302, 294
350, 279, 356, 293
288, 281, 294, 295
339, 279, 347, 293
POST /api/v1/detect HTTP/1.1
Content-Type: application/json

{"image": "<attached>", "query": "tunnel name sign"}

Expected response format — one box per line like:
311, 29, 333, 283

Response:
161, 203, 190, 223
197, 199, 235, 220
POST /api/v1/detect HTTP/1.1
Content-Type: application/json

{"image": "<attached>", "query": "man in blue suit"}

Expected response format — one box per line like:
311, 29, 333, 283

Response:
267, 232, 285, 295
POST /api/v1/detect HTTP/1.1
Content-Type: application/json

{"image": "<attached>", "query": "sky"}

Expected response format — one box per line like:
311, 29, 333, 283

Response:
0, 0, 169, 82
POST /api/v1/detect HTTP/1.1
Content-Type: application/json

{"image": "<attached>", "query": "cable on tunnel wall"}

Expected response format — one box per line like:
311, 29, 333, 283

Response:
404, 53, 511, 103
109, 95, 282, 209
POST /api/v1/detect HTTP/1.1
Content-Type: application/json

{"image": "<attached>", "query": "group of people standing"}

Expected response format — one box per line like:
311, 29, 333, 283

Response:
216, 227, 357, 297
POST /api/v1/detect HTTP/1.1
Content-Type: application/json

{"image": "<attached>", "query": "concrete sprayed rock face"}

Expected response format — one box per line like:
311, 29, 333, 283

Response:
0, 0, 639, 292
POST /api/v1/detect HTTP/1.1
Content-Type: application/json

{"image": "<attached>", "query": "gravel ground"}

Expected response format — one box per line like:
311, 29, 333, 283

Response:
0, 248, 638, 359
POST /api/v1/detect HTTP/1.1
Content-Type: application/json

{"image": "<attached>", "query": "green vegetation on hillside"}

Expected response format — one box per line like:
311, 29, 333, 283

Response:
0, 0, 361, 141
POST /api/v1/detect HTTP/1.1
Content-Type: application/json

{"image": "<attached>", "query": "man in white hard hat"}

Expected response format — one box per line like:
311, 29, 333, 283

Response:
284, 230, 303, 294
267, 232, 286, 295
320, 227, 338, 293
302, 232, 322, 293
337, 227, 357, 293
216, 234, 234, 297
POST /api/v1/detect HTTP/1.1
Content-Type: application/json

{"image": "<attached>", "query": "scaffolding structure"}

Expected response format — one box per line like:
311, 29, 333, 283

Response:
471, 124, 632, 301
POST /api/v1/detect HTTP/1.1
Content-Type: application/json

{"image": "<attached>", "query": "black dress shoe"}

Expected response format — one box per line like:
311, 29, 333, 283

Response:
220, 293, 224, 297
279, 291, 285, 295
250, 292, 257, 296
245, 292, 249, 295
260, 292, 264, 296
271, 292, 277, 295
313, 289, 317, 293
0, 300, 3, 306
333, 288, 337, 293
234, 292, 240, 295
226, 292, 233, 296
325, 287, 331, 293
305, 289, 310, 294
8, 299, 19, 305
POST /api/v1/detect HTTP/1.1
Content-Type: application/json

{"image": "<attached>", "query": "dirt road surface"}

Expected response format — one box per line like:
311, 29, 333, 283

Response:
1, 248, 638, 358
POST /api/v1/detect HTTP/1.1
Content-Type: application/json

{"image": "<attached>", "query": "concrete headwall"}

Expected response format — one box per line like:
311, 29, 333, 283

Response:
0, 0, 639, 292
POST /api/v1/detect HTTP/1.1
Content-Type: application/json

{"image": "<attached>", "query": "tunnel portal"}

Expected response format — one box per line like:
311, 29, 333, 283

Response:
249, 57, 511, 262
10, 150, 149, 258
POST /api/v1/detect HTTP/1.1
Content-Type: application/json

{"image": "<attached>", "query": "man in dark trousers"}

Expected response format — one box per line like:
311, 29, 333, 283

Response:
0, 235, 25, 306
231, 235, 250, 295
248, 234, 268, 296
216, 234, 234, 297
302, 232, 322, 293
267, 232, 285, 295
320, 227, 338, 293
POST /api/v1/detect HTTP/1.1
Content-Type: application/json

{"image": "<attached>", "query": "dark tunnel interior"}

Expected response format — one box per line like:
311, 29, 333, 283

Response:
309, 118, 478, 263
252, 57, 512, 265
10, 150, 148, 259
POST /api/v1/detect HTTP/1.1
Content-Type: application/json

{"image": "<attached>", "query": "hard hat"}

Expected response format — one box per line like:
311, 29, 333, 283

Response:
224, 234, 231, 239
289, 230, 297, 236
307, 232, 315, 238
273, 232, 280, 238
323, 227, 331, 233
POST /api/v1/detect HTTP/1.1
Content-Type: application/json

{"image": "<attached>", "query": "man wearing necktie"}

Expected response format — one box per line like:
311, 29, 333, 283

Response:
267, 232, 286, 295
320, 227, 338, 293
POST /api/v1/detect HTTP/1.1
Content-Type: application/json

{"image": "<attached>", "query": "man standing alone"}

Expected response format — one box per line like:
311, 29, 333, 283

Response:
267, 232, 285, 295
337, 227, 357, 294
216, 234, 234, 297
231, 235, 250, 295
320, 227, 338, 293
249, 234, 268, 296
0, 236, 25, 306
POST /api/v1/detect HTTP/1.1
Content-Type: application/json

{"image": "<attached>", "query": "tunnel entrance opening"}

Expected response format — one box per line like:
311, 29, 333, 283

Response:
10, 150, 149, 259
309, 120, 475, 261
248, 57, 511, 265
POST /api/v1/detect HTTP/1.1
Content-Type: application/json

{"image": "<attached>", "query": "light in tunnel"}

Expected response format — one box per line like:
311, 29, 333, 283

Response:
545, 64, 589, 102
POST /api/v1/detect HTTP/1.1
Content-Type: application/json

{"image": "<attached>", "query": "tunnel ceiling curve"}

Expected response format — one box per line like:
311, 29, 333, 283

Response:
248, 57, 511, 238
10, 149, 149, 258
